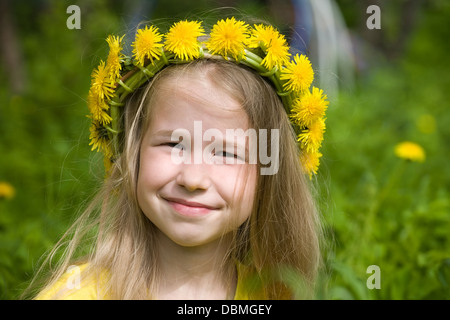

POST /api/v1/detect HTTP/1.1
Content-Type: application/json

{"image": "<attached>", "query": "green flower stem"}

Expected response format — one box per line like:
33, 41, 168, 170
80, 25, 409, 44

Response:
109, 98, 120, 155
117, 79, 133, 93
362, 159, 407, 242
105, 125, 120, 134
243, 50, 267, 73
116, 54, 174, 102
244, 49, 293, 115
116, 60, 165, 98
371, 159, 406, 216
271, 70, 293, 115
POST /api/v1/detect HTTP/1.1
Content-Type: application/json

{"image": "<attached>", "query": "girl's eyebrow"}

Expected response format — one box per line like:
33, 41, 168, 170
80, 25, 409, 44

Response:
152, 129, 176, 137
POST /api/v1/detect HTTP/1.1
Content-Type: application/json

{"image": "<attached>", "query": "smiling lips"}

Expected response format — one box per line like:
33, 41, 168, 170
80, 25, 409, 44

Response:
164, 197, 218, 217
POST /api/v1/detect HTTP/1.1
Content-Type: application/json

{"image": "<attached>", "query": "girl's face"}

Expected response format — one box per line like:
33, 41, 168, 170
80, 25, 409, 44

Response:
137, 73, 257, 248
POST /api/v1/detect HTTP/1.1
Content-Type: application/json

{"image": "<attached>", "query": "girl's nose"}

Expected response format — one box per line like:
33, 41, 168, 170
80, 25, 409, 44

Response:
176, 163, 211, 192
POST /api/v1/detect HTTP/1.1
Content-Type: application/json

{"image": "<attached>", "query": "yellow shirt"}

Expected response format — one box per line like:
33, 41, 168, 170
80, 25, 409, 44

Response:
36, 263, 262, 300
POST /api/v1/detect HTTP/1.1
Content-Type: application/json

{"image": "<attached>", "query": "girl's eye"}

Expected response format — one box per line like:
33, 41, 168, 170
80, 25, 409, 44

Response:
214, 150, 238, 159
219, 151, 237, 158
161, 142, 183, 149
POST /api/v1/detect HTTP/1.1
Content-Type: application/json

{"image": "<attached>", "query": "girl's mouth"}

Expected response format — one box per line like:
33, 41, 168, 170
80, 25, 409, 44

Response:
164, 197, 218, 217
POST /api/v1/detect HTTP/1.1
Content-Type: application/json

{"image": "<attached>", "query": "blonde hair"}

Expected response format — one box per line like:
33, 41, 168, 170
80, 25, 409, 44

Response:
25, 59, 323, 300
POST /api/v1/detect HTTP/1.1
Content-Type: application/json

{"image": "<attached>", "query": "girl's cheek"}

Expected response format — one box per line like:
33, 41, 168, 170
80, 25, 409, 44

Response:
139, 148, 176, 182
212, 164, 257, 198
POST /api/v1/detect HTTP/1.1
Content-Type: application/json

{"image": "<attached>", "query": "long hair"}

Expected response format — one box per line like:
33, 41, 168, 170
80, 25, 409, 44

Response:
25, 58, 323, 299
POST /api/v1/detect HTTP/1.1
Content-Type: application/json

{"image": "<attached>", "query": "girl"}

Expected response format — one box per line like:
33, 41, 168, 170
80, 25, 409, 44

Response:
29, 17, 327, 300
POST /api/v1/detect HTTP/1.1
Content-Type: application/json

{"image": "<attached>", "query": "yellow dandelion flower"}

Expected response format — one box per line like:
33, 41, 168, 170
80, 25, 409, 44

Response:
89, 121, 113, 159
206, 17, 249, 61
297, 117, 326, 153
291, 87, 328, 127
280, 53, 314, 92
90, 60, 115, 101
132, 25, 164, 67
247, 24, 290, 70
0, 182, 15, 200
164, 20, 205, 61
105, 35, 124, 81
300, 150, 322, 179
394, 141, 425, 162
87, 89, 112, 125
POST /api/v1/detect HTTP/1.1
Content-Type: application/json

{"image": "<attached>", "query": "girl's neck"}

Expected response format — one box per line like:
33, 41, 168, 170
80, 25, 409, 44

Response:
155, 231, 236, 300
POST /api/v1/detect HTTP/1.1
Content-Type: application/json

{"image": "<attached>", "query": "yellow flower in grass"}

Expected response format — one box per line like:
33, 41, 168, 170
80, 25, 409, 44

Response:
300, 150, 322, 179
280, 54, 314, 92
247, 24, 290, 70
394, 141, 425, 162
90, 60, 115, 101
291, 87, 328, 127
89, 121, 113, 159
165, 20, 205, 61
206, 17, 249, 60
132, 25, 164, 67
297, 118, 326, 153
0, 182, 15, 200
106, 35, 125, 81
87, 89, 112, 125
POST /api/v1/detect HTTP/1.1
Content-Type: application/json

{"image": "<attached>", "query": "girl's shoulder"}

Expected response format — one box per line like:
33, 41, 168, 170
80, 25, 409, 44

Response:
35, 264, 109, 300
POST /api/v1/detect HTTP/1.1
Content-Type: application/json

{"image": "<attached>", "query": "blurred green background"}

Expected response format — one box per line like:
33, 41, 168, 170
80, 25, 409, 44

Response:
0, 0, 449, 299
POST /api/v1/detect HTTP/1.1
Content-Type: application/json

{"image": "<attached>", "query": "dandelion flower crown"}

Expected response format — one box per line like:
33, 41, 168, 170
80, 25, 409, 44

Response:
87, 17, 328, 178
